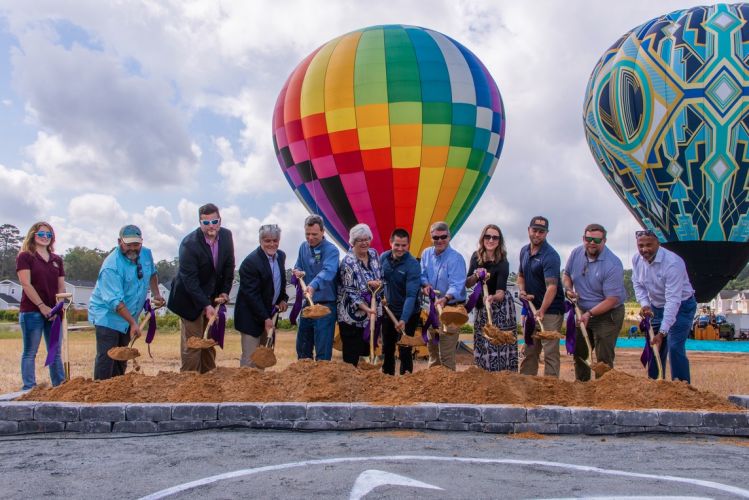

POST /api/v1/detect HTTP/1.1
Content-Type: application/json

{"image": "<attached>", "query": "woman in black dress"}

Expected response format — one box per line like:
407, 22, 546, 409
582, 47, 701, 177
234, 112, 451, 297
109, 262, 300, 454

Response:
465, 224, 517, 372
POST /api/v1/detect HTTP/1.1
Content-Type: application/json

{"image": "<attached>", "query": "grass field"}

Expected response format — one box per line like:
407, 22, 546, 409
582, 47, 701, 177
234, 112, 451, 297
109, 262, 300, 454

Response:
1, 324, 748, 399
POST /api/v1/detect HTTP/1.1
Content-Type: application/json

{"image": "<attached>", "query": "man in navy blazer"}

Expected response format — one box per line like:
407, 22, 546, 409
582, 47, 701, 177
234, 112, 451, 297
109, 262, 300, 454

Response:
168, 203, 235, 373
235, 224, 289, 367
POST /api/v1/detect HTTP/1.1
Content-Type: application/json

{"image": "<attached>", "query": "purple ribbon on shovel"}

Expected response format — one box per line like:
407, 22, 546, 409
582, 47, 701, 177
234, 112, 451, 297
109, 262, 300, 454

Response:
289, 274, 304, 326
143, 299, 157, 345
45, 301, 65, 367
421, 288, 440, 344
210, 303, 227, 349
563, 301, 576, 355
519, 297, 535, 347
465, 269, 486, 314
639, 316, 653, 368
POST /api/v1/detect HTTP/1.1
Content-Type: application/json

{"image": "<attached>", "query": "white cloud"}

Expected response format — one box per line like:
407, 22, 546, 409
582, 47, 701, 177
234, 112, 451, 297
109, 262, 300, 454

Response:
0, 163, 54, 225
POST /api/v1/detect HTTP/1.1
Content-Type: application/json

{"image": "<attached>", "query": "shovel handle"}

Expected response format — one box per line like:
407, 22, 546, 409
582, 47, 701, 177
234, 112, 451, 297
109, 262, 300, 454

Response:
383, 303, 406, 335
572, 300, 594, 366
482, 280, 494, 327
297, 275, 316, 306
647, 324, 665, 380
526, 301, 545, 331
265, 312, 279, 348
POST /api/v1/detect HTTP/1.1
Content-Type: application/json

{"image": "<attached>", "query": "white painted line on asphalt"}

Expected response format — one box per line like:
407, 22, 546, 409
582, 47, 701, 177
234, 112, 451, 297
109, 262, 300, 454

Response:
349, 469, 443, 499
139, 455, 749, 500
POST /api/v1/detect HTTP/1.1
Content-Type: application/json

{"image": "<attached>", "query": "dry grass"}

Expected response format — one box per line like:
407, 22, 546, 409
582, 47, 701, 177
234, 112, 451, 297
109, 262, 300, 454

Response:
1, 325, 748, 399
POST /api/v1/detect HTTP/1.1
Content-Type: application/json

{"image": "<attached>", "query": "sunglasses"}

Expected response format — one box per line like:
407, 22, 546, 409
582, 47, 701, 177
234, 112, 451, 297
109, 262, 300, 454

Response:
35, 231, 53, 239
201, 218, 221, 226
584, 236, 603, 244
483, 234, 500, 241
635, 229, 656, 238
136, 261, 143, 280
431, 234, 449, 241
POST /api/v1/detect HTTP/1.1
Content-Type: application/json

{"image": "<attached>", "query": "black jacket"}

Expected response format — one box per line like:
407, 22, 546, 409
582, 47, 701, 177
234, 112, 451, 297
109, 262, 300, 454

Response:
234, 247, 288, 337
167, 227, 235, 321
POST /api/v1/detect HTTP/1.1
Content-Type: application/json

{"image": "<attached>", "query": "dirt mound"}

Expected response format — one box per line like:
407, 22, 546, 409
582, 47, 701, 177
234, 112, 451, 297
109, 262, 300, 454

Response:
18, 361, 741, 411
186, 337, 216, 349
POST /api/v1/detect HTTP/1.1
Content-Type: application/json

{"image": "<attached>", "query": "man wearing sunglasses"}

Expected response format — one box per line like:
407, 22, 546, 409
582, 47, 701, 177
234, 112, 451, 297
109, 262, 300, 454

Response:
168, 203, 235, 373
632, 229, 696, 383
562, 223, 626, 381
420, 221, 467, 370
89, 225, 164, 380
518, 216, 565, 378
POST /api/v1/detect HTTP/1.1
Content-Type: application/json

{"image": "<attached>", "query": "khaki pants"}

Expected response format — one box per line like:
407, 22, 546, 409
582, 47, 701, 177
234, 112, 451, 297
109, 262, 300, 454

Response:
427, 325, 460, 371
519, 313, 563, 377
240, 332, 268, 368
180, 315, 216, 373
575, 304, 625, 381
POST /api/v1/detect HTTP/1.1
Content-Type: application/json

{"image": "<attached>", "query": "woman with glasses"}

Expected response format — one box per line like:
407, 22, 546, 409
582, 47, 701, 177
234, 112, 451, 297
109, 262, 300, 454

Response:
16, 222, 66, 390
465, 224, 518, 372
336, 223, 382, 367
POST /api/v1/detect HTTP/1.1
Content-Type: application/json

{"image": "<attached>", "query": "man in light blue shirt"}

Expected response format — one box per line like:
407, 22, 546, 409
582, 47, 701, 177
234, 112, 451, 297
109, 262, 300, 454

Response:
293, 214, 339, 361
89, 225, 163, 380
420, 221, 467, 370
632, 229, 696, 383
563, 223, 626, 381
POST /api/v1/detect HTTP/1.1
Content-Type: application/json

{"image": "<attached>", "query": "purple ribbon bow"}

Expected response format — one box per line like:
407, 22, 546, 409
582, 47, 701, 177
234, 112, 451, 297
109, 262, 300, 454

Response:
639, 316, 653, 368
143, 299, 157, 345
45, 301, 65, 367
465, 269, 486, 313
563, 301, 576, 355
210, 303, 227, 349
421, 289, 440, 344
519, 298, 535, 347
289, 274, 304, 326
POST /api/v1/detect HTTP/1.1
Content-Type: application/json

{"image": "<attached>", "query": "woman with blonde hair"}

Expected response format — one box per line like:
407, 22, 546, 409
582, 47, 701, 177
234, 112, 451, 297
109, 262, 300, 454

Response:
465, 224, 518, 372
16, 221, 66, 389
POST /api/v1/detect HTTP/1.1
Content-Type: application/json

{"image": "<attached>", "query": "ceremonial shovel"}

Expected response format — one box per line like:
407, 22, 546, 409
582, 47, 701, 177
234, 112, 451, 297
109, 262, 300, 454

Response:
359, 283, 382, 370
527, 301, 564, 341
250, 311, 279, 369
297, 274, 331, 319
382, 298, 424, 347
479, 274, 514, 345
570, 297, 612, 377
108, 302, 165, 367
646, 321, 665, 380
55, 292, 73, 381
186, 298, 225, 349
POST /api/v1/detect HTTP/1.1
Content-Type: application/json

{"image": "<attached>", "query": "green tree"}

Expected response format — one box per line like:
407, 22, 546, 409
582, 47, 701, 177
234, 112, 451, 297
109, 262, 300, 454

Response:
63, 246, 109, 281
623, 268, 635, 302
726, 263, 749, 290
155, 258, 179, 283
0, 224, 23, 279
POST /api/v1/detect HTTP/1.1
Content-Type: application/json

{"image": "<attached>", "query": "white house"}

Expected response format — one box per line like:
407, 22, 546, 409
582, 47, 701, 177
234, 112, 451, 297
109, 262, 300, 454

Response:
709, 290, 747, 314
64, 280, 95, 309
0, 280, 23, 310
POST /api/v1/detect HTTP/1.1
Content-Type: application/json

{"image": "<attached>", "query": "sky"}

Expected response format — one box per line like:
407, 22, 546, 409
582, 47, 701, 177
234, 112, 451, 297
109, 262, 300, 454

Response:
0, 0, 718, 270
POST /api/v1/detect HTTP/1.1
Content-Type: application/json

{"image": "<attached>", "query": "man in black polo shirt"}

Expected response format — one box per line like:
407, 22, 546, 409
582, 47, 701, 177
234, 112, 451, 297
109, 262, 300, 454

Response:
518, 216, 565, 377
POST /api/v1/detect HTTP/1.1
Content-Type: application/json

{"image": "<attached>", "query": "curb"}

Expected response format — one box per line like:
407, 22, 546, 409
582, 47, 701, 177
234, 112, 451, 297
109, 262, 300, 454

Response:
0, 399, 747, 436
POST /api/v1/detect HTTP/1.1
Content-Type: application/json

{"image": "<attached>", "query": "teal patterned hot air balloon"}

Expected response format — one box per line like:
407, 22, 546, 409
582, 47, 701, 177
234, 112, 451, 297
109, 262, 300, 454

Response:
583, 3, 749, 301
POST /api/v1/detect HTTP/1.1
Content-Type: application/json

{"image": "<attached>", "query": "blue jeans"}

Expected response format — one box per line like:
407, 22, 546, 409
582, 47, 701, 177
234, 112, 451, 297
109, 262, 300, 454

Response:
650, 296, 697, 383
296, 302, 336, 361
20, 312, 65, 390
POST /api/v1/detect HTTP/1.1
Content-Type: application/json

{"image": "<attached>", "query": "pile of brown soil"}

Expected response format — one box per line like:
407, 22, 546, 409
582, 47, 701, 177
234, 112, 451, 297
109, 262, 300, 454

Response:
250, 347, 276, 369
18, 360, 741, 411
302, 304, 331, 319
186, 337, 216, 349
107, 347, 140, 361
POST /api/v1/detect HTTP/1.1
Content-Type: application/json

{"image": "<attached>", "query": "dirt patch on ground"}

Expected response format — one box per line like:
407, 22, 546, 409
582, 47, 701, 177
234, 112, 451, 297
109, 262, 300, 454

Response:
508, 432, 547, 440
18, 360, 741, 411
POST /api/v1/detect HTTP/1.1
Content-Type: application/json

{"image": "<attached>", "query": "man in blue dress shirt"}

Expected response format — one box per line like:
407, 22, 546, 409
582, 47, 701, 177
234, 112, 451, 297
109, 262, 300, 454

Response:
420, 221, 466, 370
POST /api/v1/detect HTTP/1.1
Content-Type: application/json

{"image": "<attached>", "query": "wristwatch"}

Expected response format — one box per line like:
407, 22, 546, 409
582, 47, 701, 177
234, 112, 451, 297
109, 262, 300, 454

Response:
658, 331, 668, 337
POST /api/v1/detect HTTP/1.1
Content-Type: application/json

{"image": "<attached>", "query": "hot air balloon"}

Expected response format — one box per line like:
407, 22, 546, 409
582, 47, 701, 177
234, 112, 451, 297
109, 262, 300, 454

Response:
583, 3, 749, 302
272, 25, 505, 256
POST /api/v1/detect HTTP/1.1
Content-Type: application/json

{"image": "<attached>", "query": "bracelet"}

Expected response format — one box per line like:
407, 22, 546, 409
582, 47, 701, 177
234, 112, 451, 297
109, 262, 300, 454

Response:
36, 302, 43, 307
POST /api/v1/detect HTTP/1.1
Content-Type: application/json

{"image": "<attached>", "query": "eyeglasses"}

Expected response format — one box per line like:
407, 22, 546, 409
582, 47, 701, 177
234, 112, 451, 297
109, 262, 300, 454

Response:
136, 261, 143, 280
431, 234, 449, 241
483, 234, 500, 241
201, 218, 221, 226
584, 236, 603, 244
354, 239, 371, 245
635, 229, 656, 238
582, 262, 589, 277
35, 231, 53, 239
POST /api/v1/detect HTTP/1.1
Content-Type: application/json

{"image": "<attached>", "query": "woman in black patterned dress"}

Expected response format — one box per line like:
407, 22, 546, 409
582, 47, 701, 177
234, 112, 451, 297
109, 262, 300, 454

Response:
465, 224, 517, 372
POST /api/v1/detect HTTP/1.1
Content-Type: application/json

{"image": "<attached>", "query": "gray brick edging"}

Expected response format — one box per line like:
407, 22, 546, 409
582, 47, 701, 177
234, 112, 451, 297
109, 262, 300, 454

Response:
0, 397, 745, 436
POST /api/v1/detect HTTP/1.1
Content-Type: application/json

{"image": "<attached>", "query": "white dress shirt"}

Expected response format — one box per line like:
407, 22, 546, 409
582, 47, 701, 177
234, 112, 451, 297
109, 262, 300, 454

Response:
632, 246, 694, 333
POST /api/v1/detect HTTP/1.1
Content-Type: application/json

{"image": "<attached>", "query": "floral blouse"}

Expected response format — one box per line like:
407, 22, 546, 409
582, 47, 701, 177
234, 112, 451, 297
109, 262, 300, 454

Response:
337, 248, 382, 327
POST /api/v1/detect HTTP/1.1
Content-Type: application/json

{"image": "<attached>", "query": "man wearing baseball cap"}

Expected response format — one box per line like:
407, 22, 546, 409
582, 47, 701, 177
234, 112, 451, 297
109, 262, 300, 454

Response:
89, 225, 164, 379
518, 216, 565, 377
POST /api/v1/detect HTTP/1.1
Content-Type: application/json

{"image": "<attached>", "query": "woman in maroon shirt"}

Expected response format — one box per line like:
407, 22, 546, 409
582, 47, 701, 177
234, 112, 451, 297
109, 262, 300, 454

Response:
16, 221, 66, 390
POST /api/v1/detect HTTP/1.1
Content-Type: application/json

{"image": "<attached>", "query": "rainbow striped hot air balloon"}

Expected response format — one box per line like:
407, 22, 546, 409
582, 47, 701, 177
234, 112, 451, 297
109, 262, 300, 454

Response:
272, 25, 505, 255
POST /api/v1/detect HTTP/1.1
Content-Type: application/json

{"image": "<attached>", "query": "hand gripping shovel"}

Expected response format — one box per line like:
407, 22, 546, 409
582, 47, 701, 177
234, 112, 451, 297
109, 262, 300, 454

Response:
55, 292, 73, 381
359, 283, 383, 370
570, 298, 607, 376
479, 273, 514, 345
186, 298, 225, 350
527, 301, 565, 341
250, 310, 279, 369
647, 321, 665, 380
297, 273, 331, 319
108, 302, 164, 364
383, 297, 424, 347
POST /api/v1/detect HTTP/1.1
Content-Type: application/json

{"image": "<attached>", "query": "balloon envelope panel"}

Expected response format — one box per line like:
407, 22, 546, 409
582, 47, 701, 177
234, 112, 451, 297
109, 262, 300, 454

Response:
273, 25, 505, 255
583, 4, 749, 300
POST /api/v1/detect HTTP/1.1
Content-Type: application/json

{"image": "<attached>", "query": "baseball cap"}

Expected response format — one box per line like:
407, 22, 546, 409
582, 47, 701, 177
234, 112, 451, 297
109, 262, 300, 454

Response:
528, 216, 549, 231
119, 225, 143, 244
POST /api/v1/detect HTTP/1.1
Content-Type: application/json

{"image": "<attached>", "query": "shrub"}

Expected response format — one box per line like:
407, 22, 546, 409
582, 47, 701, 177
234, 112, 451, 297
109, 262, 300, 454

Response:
277, 318, 296, 331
